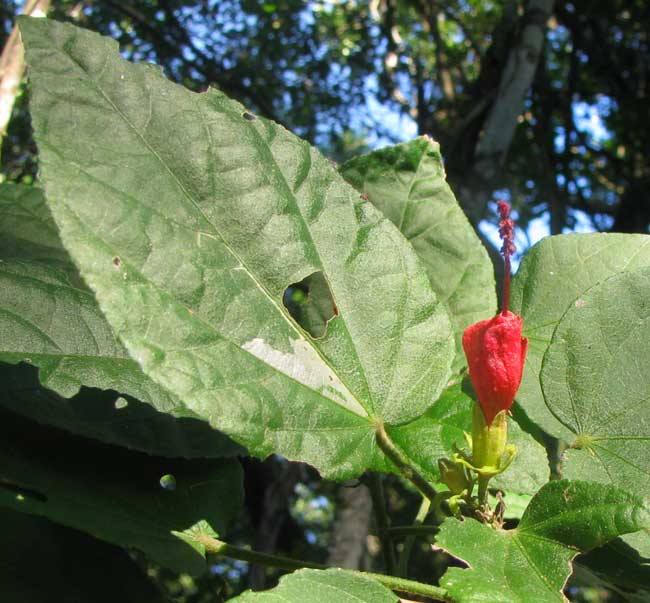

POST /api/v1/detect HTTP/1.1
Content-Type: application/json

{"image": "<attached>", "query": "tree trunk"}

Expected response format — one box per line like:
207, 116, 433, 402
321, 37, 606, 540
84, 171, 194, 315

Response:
326, 482, 373, 570
452, 0, 554, 224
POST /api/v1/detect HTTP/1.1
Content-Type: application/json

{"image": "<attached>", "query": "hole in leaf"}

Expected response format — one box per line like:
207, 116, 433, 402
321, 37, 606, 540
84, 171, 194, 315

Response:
159, 474, 177, 491
242, 112, 256, 121
282, 271, 337, 339
114, 397, 129, 410
112, 256, 121, 268
0, 479, 47, 503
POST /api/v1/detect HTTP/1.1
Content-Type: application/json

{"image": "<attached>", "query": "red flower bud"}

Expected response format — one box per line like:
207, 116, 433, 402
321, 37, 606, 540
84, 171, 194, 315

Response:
462, 311, 528, 425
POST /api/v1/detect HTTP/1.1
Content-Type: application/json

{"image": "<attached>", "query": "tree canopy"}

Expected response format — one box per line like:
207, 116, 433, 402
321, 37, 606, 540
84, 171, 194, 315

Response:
3, 0, 649, 236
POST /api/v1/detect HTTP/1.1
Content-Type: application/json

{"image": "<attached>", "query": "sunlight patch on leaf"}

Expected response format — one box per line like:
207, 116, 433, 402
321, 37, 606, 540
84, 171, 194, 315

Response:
241, 337, 366, 417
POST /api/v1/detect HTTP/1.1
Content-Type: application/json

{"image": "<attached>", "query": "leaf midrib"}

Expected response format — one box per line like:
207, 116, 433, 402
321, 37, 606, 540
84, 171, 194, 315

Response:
56, 33, 374, 420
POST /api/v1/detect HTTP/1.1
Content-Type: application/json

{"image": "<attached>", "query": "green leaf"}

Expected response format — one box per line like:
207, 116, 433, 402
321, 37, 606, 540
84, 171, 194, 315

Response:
541, 267, 650, 501
0, 181, 169, 401
619, 530, 650, 559
576, 537, 650, 597
0, 182, 80, 278
0, 182, 241, 458
0, 407, 243, 575
230, 569, 399, 603
510, 233, 650, 439
1, 361, 242, 459
438, 480, 650, 603
21, 17, 454, 479
0, 508, 168, 602
387, 382, 549, 495
340, 138, 496, 368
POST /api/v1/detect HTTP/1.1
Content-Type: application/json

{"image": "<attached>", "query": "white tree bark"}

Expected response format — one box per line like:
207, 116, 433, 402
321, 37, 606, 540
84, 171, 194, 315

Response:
473, 0, 555, 182
0, 0, 51, 148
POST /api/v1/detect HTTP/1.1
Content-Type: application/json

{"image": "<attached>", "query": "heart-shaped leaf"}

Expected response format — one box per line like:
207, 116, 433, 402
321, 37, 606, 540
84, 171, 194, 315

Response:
542, 267, 650, 502
438, 480, 650, 602
21, 17, 454, 479
510, 233, 650, 439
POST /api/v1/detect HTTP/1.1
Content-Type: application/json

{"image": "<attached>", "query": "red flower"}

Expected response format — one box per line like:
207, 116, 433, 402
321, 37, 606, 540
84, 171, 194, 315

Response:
462, 311, 528, 425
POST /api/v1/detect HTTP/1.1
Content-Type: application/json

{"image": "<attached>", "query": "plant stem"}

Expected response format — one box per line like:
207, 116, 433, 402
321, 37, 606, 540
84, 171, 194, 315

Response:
374, 422, 439, 503
478, 475, 490, 507
195, 534, 452, 601
383, 525, 439, 537
367, 472, 398, 575
196, 533, 324, 571
398, 496, 432, 577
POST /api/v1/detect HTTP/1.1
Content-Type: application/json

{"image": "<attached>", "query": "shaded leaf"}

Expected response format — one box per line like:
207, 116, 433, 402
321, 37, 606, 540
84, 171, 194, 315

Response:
0, 182, 241, 458
1, 361, 242, 459
575, 537, 650, 597
510, 233, 650, 439
542, 268, 650, 501
0, 508, 168, 602
341, 138, 496, 368
0, 407, 243, 575
438, 480, 650, 602
22, 17, 454, 479
619, 530, 650, 559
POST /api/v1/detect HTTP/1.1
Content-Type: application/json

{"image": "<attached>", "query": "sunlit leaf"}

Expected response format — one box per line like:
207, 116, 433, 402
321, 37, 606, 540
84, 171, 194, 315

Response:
438, 480, 650, 602
21, 17, 454, 479
511, 233, 650, 439
341, 138, 496, 368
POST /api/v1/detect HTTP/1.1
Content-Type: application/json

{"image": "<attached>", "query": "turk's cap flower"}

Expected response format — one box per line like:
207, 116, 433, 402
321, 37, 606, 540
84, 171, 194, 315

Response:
462, 311, 528, 425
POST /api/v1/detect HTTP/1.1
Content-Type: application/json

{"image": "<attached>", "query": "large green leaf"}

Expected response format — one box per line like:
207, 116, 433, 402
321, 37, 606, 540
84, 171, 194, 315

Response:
230, 569, 398, 603
21, 17, 454, 479
541, 267, 650, 502
438, 480, 650, 603
510, 233, 650, 439
0, 407, 243, 575
0, 182, 241, 458
388, 382, 549, 495
0, 361, 242, 459
0, 509, 168, 602
340, 138, 496, 368
0, 181, 171, 401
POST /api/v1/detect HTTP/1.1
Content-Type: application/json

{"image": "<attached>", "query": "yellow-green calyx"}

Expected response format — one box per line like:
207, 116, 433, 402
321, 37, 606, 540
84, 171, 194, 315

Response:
471, 405, 508, 470
438, 458, 472, 495
449, 404, 517, 508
